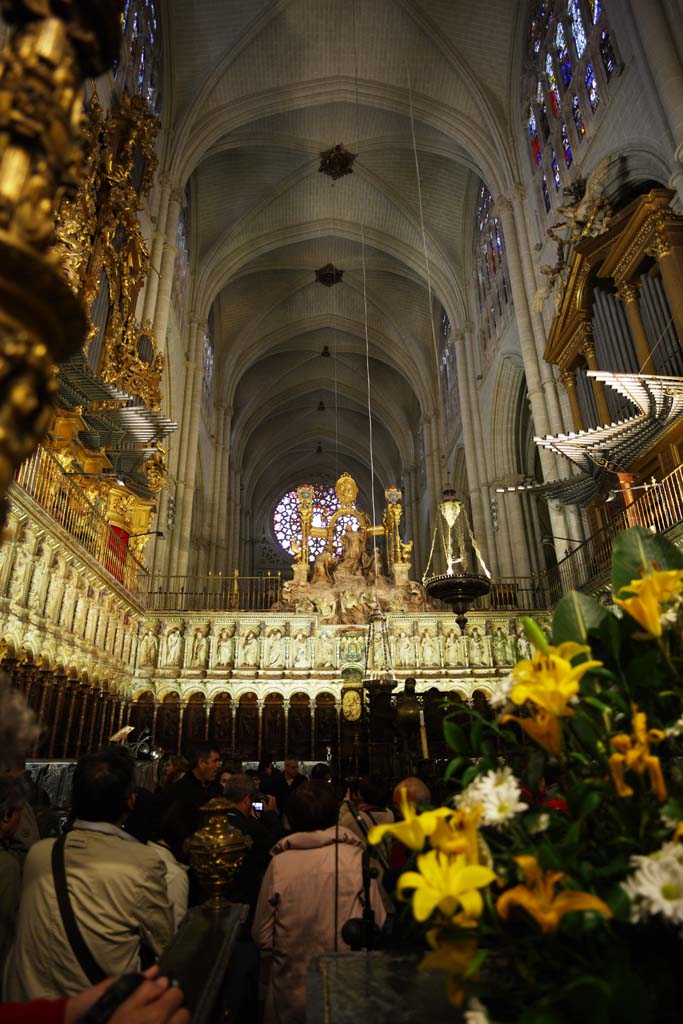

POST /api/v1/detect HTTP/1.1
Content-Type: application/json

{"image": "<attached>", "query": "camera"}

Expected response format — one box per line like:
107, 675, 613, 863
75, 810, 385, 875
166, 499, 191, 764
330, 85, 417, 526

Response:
252, 799, 264, 812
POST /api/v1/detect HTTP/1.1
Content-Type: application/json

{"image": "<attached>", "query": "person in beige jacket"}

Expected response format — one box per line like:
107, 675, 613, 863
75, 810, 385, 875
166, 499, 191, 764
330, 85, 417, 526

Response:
253, 781, 386, 1024
5, 746, 173, 1001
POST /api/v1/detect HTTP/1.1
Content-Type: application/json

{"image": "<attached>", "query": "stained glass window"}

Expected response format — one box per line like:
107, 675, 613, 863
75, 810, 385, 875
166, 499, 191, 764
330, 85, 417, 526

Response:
556, 22, 573, 87
474, 185, 509, 353
528, 106, 542, 165
274, 485, 342, 560
114, 1, 161, 110
551, 152, 561, 190
567, 0, 587, 57
536, 81, 550, 138
546, 53, 561, 117
561, 123, 573, 167
202, 330, 214, 407
600, 30, 617, 78
572, 94, 586, 138
588, 0, 602, 24
585, 62, 600, 110
542, 176, 551, 212
529, 0, 552, 55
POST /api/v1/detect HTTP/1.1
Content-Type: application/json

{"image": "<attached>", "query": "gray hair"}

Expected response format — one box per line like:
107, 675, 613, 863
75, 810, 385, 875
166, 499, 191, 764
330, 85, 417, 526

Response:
223, 773, 257, 805
0, 683, 40, 772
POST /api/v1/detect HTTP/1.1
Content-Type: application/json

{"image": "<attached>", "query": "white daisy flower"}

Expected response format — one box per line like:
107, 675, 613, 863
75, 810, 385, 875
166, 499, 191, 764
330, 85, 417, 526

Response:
622, 841, 683, 925
488, 673, 514, 710
456, 767, 527, 829
464, 997, 490, 1024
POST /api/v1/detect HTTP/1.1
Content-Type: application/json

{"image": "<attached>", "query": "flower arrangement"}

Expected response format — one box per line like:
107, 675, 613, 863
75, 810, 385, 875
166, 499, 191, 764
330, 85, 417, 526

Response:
370, 527, 683, 1023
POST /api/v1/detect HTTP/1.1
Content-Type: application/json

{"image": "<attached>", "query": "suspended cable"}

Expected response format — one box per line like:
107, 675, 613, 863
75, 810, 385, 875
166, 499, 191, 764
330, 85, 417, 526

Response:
407, 69, 447, 485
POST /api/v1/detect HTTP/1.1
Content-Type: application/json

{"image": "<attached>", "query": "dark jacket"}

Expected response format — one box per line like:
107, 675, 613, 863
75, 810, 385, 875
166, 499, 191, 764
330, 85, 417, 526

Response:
225, 808, 284, 914
163, 771, 221, 814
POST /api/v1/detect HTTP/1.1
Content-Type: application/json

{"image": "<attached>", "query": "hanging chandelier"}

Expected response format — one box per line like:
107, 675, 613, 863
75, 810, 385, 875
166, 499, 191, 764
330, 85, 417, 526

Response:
422, 489, 491, 630
363, 606, 397, 693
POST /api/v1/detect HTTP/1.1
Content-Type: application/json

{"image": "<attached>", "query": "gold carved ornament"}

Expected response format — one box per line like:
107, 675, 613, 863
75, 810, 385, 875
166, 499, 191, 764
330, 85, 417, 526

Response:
0, 2, 122, 525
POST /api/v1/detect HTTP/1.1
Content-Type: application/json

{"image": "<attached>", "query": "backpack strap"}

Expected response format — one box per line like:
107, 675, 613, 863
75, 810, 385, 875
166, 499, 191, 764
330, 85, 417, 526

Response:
51, 835, 107, 985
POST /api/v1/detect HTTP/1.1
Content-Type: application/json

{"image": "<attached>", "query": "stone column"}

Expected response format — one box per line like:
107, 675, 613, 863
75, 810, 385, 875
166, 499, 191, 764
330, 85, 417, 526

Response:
310, 703, 316, 761
151, 186, 183, 358
283, 698, 290, 758
560, 368, 583, 431
215, 405, 233, 569
230, 704, 237, 752
464, 325, 499, 571
497, 197, 568, 558
204, 704, 210, 741
172, 319, 207, 578
452, 329, 488, 565
151, 702, 159, 746
257, 700, 264, 761
582, 336, 610, 424
207, 403, 225, 570
617, 282, 653, 370
141, 175, 171, 323
510, 186, 565, 434
630, 1, 683, 201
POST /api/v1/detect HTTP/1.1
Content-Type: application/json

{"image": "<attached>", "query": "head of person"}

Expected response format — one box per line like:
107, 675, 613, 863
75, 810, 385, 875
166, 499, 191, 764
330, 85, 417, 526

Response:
156, 800, 200, 862
286, 781, 339, 833
72, 746, 136, 825
257, 760, 273, 776
0, 686, 39, 774
392, 776, 431, 814
245, 768, 261, 789
0, 776, 25, 840
359, 775, 389, 809
163, 754, 188, 783
223, 774, 257, 816
284, 756, 300, 781
219, 769, 232, 790
189, 744, 221, 783
310, 762, 332, 783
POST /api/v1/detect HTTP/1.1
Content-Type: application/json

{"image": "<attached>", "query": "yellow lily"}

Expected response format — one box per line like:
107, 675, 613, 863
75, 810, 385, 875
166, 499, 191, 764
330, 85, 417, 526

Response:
430, 805, 483, 863
397, 850, 496, 923
501, 707, 563, 757
496, 855, 611, 933
367, 786, 451, 851
510, 641, 603, 716
609, 704, 667, 802
614, 568, 683, 637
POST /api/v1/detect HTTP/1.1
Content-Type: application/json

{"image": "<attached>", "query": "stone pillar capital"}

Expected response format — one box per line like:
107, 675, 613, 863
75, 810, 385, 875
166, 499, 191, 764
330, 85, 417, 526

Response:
616, 281, 640, 304
559, 368, 577, 390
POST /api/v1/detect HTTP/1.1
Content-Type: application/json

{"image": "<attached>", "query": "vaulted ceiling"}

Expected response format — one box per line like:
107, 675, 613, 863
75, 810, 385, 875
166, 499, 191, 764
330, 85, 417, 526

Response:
161, 0, 528, 532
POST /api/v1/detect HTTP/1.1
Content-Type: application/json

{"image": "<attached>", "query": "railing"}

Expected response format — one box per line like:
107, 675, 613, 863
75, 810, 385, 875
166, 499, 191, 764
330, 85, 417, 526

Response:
15, 445, 148, 596
144, 571, 284, 612
548, 462, 683, 601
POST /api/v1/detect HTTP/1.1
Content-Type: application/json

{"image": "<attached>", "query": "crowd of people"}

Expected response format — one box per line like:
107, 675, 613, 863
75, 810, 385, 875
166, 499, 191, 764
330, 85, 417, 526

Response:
0, 685, 445, 1024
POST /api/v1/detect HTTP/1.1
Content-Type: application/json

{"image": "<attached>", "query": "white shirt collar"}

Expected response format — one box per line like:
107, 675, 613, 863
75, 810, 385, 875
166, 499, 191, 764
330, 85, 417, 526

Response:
72, 819, 139, 843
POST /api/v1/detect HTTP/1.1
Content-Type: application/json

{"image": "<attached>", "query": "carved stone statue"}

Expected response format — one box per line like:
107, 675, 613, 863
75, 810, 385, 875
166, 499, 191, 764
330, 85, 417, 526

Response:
514, 628, 531, 661
191, 622, 211, 669
393, 628, 414, 669
338, 523, 364, 574
163, 623, 185, 668
214, 625, 235, 667
241, 630, 260, 667
317, 629, 336, 667
419, 627, 438, 668
310, 550, 336, 585
492, 627, 511, 667
139, 623, 160, 668
363, 546, 384, 580
291, 631, 310, 668
266, 628, 285, 669
443, 626, 463, 667
468, 626, 489, 667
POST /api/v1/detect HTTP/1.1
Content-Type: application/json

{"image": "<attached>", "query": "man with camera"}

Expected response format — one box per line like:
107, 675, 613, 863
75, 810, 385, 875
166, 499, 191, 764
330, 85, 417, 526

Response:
224, 774, 283, 916
6, 746, 174, 1001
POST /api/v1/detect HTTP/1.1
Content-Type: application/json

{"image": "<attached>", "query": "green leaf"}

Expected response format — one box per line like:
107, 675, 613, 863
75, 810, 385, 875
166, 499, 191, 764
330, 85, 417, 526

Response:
607, 885, 631, 922
444, 756, 466, 780
612, 526, 683, 593
443, 720, 468, 755
552, 591, 607, 645
524, 616, 550, 653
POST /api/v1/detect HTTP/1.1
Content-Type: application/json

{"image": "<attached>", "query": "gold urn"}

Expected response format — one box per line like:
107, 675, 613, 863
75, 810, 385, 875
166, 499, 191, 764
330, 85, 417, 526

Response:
187, 797, 248, 910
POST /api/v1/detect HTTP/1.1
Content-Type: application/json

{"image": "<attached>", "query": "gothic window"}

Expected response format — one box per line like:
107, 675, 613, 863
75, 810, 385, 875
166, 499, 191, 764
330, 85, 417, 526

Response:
561, 122, 573, 166
113, 0, 161, 111
555, 22, 573, 87
567, 0, 587, 57
273, 485, 341, 560
202, 327, 214, 408
171, 199, 190, 327
524, 1, 618, 214
473, 185, 510, 356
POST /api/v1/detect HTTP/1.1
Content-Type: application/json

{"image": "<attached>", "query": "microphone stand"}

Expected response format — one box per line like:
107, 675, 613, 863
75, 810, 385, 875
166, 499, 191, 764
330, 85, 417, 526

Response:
341, 800, 381, 951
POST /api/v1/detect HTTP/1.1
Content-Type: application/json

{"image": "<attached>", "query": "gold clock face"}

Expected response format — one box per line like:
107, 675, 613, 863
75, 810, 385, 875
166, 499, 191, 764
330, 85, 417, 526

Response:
342, 689, 362, 722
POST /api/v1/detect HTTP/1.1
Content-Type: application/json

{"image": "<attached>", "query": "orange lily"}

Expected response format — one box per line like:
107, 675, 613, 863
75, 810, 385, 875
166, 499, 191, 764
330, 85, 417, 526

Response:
430, 805, 483, 863
614, 567, 683, 637
609, 704, 667, 802
496, 855, 611, 933
501, 707, 563, 757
